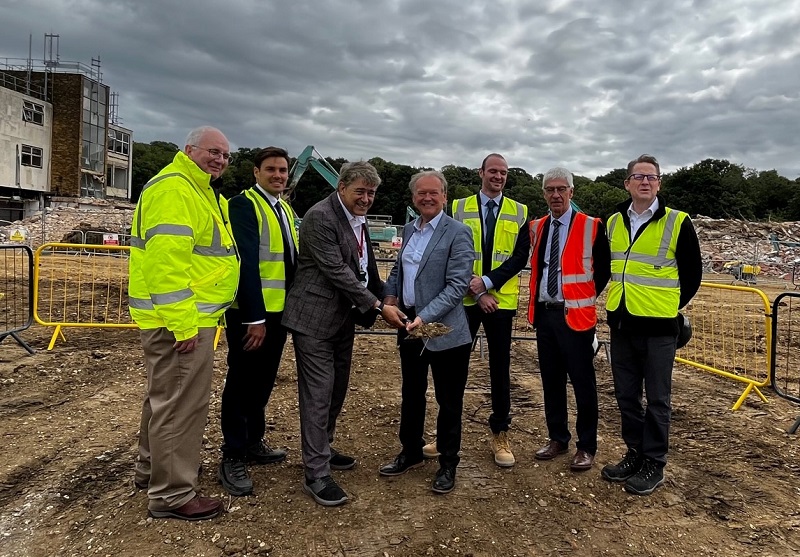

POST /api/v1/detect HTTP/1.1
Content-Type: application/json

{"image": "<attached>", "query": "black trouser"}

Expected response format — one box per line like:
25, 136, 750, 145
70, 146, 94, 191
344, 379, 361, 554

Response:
220, 308, 287, 460
535, 304, 598, 454
609, 330, 676, 466
397, 308, 471, 469
465, 305, 515, 434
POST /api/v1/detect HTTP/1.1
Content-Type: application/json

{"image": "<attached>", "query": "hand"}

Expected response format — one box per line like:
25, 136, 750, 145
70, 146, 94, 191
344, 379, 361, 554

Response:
173, 335, 199, 354
468, 275, 487, 296
381, 304, 407, 328
242, 323, 266, 351
477, 293, 499, 313
405, 316, 423, 333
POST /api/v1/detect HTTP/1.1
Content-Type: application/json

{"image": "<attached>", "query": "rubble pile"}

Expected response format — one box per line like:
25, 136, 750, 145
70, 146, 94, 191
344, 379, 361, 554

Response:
0, 202, 134, 247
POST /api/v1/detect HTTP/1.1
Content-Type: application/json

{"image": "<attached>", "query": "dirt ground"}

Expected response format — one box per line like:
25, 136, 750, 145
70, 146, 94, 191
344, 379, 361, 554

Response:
1, 315, 799, 557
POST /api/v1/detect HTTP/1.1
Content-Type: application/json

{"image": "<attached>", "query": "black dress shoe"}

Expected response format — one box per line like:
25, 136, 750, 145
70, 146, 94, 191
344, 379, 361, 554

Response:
534, 440, 568, 460
379, 454, 424, 477
432, 466, 456, 494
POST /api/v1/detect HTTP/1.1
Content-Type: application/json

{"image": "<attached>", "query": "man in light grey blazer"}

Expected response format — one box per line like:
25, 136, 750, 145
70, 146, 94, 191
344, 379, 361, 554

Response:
282, 161, 406, 507
378, 170, 474, 494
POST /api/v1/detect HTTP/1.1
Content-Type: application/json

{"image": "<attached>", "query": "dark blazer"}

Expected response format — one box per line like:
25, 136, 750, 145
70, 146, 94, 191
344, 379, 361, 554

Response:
385, 213, 474, 351
282, 192, 383, 337
228, 187, 298, 323
531, 211, 611, 328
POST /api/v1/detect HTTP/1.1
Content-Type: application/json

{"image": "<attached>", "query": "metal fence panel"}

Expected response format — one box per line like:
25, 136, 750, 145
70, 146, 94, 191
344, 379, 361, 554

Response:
0, 244, 34, 353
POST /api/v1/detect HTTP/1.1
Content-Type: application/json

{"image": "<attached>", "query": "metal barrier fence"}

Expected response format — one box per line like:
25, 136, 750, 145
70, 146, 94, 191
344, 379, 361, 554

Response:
676, 282, 772, 410
33, 243, 134, 349
770, 292, 800, 405
0, 244, 35, 353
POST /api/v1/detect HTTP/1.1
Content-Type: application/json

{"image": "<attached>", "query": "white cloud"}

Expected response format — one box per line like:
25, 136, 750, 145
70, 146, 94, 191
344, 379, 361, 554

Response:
0, 0, 798, 179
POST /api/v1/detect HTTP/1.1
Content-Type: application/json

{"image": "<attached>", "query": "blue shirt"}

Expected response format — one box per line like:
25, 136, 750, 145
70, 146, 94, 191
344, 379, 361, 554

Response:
401, 210, 444, 307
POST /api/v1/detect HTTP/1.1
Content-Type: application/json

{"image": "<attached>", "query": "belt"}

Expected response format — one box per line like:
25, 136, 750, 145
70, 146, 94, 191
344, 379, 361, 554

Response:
539, 301, 565, 310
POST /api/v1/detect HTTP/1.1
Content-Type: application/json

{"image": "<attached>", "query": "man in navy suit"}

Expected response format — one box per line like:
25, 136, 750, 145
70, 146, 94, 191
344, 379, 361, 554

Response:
378, 170, 474, 494
218, 147, 297, 496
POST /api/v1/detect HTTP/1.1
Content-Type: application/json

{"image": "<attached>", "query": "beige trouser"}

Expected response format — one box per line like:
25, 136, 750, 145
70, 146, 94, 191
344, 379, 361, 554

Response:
134, 327, 216, 512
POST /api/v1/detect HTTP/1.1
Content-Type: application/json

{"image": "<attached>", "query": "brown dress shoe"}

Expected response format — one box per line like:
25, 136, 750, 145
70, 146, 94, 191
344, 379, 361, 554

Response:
535, 441, 568, 460
570, 449, 595, 471
148, 495, 223, 521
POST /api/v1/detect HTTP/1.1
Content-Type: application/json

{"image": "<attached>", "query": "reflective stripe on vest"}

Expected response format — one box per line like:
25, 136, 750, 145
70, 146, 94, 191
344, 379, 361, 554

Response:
452, 196, 527, 309
527, 212, 599, 331
606, 207, 685, 318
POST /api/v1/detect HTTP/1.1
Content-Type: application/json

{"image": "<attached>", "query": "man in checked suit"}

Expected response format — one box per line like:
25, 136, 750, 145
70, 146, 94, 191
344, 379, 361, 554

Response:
218, 147, 297, 497
282, 161, 406, 506
528, 167, 610, 472
378, 170, 474, 494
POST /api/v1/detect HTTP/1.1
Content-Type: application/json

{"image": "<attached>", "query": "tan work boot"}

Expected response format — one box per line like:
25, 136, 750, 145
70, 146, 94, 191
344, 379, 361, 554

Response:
490, 431, 515, 467
422, 441, 439, 459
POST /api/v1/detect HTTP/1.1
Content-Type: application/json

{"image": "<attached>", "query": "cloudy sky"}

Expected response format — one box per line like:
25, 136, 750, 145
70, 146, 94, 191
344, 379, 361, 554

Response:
2, 0, 799, 180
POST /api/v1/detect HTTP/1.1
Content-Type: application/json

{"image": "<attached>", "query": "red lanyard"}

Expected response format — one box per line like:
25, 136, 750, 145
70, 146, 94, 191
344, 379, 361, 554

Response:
356, 223, 365, 258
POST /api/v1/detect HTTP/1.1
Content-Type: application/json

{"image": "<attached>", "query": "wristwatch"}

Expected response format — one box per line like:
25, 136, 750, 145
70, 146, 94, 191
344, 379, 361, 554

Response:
376, 301, 385, 313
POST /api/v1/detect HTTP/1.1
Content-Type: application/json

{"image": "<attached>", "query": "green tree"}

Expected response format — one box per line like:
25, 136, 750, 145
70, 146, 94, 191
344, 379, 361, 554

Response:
573, 182, 629, 221
595, 168, 628, 189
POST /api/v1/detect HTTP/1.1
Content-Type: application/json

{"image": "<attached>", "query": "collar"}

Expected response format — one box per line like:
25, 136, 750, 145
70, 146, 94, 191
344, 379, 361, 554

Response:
414, 210, 444, 231
627, 197, 659, 218
337, 194, 366, 225
479, 191, 502, 207
551, 206, 573, 227
254, 184, 280, 206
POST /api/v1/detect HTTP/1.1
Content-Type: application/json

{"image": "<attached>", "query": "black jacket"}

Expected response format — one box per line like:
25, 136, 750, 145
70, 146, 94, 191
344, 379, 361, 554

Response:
606, 195, 702, 336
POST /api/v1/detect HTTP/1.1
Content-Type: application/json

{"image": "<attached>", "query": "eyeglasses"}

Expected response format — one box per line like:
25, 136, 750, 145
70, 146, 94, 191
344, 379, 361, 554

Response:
543, 186, 570, 196
191, 145, 231, 161
627, 174, 660, 182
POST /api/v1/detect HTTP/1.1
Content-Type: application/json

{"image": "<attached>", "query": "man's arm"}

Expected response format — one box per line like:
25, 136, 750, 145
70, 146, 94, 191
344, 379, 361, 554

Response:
300, 208, 377, 312
484, 219, 532, 291
676, 216, 702, 308
593, 220, 611, 295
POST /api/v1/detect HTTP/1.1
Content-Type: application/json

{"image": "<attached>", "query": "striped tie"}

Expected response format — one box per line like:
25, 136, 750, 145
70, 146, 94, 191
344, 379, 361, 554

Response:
547, 219, 561, 297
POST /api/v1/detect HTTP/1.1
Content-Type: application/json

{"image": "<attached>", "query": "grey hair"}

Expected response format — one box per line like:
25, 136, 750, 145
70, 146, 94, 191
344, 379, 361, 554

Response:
409, 170, 447, 193
542, 167, 574, 190
184, 126, 221, 149
338, 161, 381, 189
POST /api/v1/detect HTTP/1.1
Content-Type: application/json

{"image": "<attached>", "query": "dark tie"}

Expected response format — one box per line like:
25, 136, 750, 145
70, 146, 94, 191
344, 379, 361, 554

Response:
272, 201, 296, 283
483, 199, 497, 275
547, 219, 561, 298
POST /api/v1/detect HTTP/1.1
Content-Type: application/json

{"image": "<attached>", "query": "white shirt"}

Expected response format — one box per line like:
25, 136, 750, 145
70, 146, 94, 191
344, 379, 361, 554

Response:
539, 207, 572, 303
337, 194, 369, 287
628, 197, 659, 239
401, 210, 444, 307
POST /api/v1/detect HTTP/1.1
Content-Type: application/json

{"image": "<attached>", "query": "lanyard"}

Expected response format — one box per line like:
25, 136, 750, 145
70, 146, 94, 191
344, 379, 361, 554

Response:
356, 222, 365, 258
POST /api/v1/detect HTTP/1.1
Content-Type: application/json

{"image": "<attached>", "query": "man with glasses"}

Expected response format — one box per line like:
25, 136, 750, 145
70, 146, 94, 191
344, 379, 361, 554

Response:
527, 167, 610, 473
130, 126, 239, 520
601, 154, 701, 495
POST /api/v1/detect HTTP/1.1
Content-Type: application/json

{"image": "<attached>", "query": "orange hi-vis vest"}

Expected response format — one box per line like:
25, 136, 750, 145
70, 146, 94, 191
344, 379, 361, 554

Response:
527, 212, 600, 331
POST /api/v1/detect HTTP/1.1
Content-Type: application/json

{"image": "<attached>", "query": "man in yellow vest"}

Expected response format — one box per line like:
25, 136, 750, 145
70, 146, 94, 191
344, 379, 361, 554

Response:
448, 153, 530, 467
527, 167, 610, 472
601, 154, 702, 495
130, 126, 239, 521
218, 147, 298, 496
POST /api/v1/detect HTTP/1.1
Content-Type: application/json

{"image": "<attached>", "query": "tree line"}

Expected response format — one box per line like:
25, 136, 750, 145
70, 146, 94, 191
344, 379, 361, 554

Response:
132, 141, 800, 224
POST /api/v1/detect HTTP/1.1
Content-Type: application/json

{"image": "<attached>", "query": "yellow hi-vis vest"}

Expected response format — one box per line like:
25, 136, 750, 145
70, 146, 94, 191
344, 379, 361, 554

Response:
606, 207, 687, 318
233, 189, 299, 312
452, 195, 528, 309
128, 151, 240, 340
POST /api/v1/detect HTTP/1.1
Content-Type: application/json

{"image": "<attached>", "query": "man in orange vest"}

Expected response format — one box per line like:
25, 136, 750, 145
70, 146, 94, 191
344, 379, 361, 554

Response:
527, 167, 610, 471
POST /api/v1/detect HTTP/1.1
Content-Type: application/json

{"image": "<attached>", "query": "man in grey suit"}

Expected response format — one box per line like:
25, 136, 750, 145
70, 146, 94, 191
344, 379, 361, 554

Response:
378, 170, 474, 494
282, 161, 406, 507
